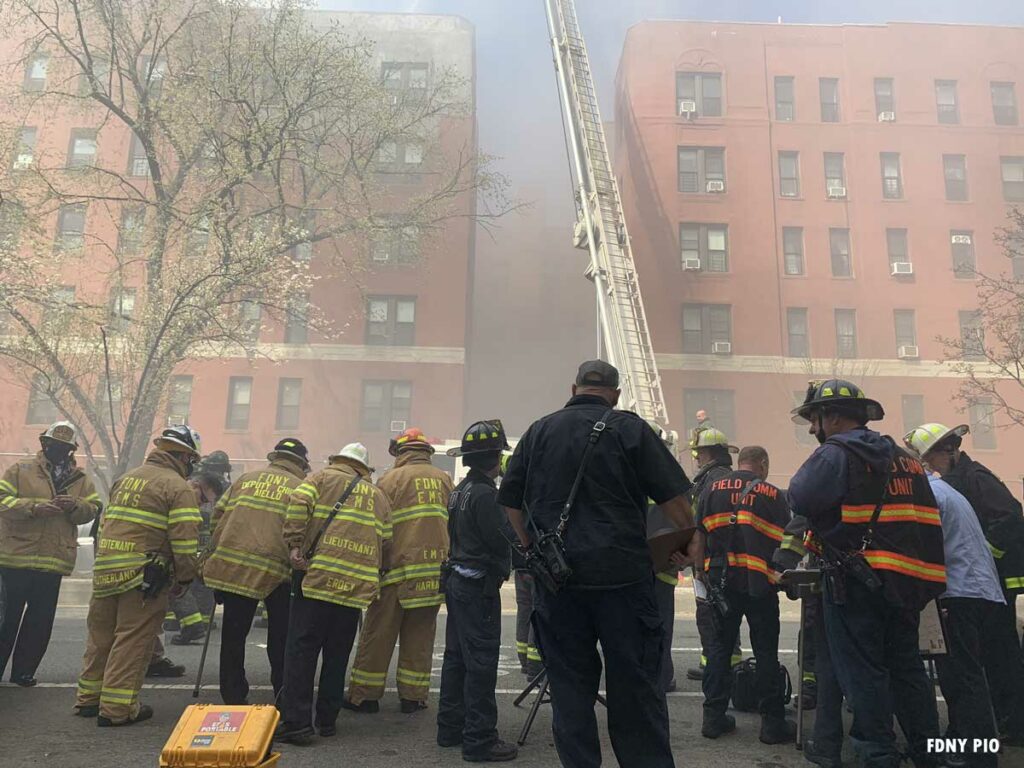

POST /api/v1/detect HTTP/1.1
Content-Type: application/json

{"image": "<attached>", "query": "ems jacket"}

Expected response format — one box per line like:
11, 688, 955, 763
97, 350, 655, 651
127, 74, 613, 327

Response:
0, 452, 101, 575
93, 450, 202, 598
202, 457, 306, 600
448, 468, 511, 586
284, 458, 391, 610
942, 452, 1024, 595
378, 449, 453, 609
699, 470, 791, 597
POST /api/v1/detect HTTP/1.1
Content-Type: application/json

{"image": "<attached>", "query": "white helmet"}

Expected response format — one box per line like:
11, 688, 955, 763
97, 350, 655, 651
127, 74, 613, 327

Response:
902, 423, 968, 458
154, 424, 202, 456
40, 420, 78, 447
689, 426, 739, 454
329, 442, 372, 472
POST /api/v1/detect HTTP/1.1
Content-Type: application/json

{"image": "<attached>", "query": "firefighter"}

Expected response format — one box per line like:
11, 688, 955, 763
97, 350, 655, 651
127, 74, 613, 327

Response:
345, 428, 454, 714
904, 422, 1024, 744
509, 454, 543, 679
686, 426, 742, 681
788, 380, 944, 768
203, 438, 310, 705
275, 443, 391, 745
437, 420, 518, 762
697, 445, 795, 743
0, 421, 101, 686
74, 425, 203, 726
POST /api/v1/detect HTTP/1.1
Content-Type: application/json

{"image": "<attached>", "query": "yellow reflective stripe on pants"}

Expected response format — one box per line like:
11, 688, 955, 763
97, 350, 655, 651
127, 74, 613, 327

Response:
350, 668, 387, 685
656, 571, 677, 586
180, 612, 204, 628
803, 672, 817, 683
1005, 577, 1024, 590
396, 667, 431, 686
77, 677, 102, 695
526, 646, 542, 662
399, 595, 443, 609
989, 541, 1007, 559
516, 641, 528, 654
100, 686, 139, 705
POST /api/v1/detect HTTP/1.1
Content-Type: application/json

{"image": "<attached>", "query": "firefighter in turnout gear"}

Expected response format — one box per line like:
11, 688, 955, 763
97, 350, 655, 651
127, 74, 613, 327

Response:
203, 438, 310, 704
276, 443, 391, 745
75, 425, 203, 726
345, 428, 454, 714
904, 422, 1024, 744
698, 446, 795, 743
788, 381, 945, 768
686, 426, 742, 682
0, 422, 100, 686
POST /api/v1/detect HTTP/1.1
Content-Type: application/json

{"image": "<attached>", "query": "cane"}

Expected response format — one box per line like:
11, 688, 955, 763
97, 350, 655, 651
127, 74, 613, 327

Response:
192, 604, 217, 698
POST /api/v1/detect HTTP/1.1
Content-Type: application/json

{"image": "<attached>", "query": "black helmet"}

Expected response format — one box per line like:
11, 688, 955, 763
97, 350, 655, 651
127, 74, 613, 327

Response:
446, 419, 509, 457
200, 450, 232, 474
267, 438, 310, 468
791, 379, 884, 424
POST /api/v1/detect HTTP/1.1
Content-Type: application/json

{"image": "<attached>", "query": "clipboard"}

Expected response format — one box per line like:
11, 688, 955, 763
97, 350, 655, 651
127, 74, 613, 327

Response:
918, 600, 949, 658
648, 527, 698, 573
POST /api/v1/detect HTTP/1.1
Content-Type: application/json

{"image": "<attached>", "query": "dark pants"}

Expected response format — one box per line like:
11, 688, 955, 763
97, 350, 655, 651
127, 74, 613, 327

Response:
809, 592, 845, 759
695, 596, 742, 666
532, 579, 674, 768
987, 594, 1024, 738
654, 577, 675, 690
703, 588, 783, 719
514, 570, 541, 672
280, 589, 360, 730
437, 573, 502, 758
822, 577, 938, 768
217, 583, 291, 705
0, 568, 62, 680
935, 597, 999, 768
801, 592, 817, 680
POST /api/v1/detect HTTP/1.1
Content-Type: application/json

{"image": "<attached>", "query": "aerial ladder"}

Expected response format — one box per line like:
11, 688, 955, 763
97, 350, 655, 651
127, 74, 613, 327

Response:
543, 0, 671, 434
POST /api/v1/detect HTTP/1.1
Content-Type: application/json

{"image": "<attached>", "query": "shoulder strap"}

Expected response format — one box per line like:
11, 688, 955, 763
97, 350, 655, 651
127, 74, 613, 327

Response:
556, 408, 614, 536
305, 473, 363, 560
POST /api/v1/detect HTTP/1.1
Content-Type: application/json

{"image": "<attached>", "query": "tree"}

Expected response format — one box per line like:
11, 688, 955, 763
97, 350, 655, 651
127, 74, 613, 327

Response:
941, 207, 1024, 431
0, 0, 508, 490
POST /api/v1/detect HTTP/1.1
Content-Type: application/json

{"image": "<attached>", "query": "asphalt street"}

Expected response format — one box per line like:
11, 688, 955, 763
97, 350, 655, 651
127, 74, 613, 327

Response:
0, 582, 1013, 767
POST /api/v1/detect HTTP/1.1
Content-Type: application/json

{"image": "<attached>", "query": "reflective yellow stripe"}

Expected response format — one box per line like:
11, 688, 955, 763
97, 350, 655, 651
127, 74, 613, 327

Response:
396, 667, 431, 685
702, 511, 785, 541
105, 506, 167, 530
85, 493, 101, 503
94, 552, 148, 570
803, 672, 817, 683
840, 504, 941, 527
168, 506, 202, 524
862, 550, 945, 583
201, 577, 267, 600
526, 647, 542, 662
309, 554, 380, 582
209, 547, 289, 579
382, 562, 441, 586
390, 503, 447, 524
656, 571, 677, 586
292, 484, 318, 501
780, 534, 806, 556
229, 495, 290, 516
515, 641, 528, 653
399, 594, 443, 608
1005, 577, 1024, 590
299, 585, 371, 609
0, 552, 75, 572
179, 612, 204, 628
350, 668, 387, 683
77, 677, 102, 692
171, 539, 198, 554
0, 479, 17, 494
989, 541, 1006, 559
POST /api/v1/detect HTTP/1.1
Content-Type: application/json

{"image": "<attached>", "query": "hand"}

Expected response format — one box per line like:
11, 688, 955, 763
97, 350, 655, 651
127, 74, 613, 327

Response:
52, 495, 77, 512
674, 531, 705, 571
169, 581, 190, 599
668, 551, 688, 569
33, 502, 64, 518
289, 547, 308, 571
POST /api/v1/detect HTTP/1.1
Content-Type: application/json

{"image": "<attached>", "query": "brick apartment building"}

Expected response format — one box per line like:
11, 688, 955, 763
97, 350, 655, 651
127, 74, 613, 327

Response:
0, 11, 477, 474
614, 20, 1024, 485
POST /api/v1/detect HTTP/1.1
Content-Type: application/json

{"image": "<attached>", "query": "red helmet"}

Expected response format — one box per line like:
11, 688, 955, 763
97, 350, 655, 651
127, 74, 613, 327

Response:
388, 427, 434, 457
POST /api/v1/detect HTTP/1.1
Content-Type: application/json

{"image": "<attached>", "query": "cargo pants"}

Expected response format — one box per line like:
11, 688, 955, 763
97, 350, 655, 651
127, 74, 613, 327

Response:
514, 571, 542, 674
76, 588, 168, 722
348, 583, 439, 704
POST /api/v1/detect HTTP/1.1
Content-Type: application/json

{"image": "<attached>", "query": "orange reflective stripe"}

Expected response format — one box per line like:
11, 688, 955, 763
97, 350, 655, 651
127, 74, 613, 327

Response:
702, 553, 779, 583
862, 549, 945, 583
841, 504, 940, 526
702, 512, 784, 541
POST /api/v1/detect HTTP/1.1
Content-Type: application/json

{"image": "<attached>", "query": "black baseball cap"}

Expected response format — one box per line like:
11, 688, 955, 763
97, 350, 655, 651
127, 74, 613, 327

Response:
575, 360, 619, 388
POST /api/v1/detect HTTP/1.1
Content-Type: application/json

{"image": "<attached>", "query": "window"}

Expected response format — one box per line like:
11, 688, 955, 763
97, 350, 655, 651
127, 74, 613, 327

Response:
96, 379, 122, 426
778, 152, 800, 197
819, 78, 840, 122
835, 309, 857, 358
793, 390, 818, 446
275, 378, 302, 430
935, 80, 959, 124
874, 78, 895, 116
25, 374, 57, 424
67, 129, 97, 168
677, 147, 725, 193
679, 223, 728, 272
774, 76, 794, 121
880, 153, 902, 199
109, 288, 136, 331
284, 294, 308, 344
943, 154, 968, 201
186, 216, 210, 255
787, 308, 809, 357
128, 133, 149, 177
79, 56, 110, 96
13, 127, 36, 170
682, 304, 731, 353
783, 227, 804, 276
1014, 256, 1024, 281
676, 72, 722, 117
382, 62, 429, 100
894, 309, 917, 349
951, 230, 975, 278
118, 207, 145, 254
829, 228, 852, 277
992, 82, 1018, 126
959, 310, 984, 360
139, 55, 167, 96
887, 228, 908, 270
824, 152, 845, 193
239, 298, 261, 341
370, 221, 420, 264
167, 375, 193, 423
377, 138, 424, 172
24, 53, 48, 91
902, 395, 925, 435
968, 399, 997, 450
225, 377, 253, 430
361, 380, 412, 432
290, 211, 314, 262
366, 296, 416, 346
57, 204, 86, 250
41, 285, 74, 335
683, 389, 736, 443
1001, 157, 1024, 201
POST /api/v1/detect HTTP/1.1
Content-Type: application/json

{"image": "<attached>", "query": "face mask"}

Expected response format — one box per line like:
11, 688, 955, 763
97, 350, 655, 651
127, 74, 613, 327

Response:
44, 442, 74, 465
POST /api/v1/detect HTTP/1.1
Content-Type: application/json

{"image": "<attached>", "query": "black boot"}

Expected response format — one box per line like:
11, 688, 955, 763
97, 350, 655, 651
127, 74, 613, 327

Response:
340, 698, 379, 714
97, 704, 154, 727
759, 715, 796, 745
800, 678, 818, 710
146, 657, 186, 678
463, 740, 519, 762
701, 713, 736, 739
273, 721, 315, 745
803, 740, 842, 768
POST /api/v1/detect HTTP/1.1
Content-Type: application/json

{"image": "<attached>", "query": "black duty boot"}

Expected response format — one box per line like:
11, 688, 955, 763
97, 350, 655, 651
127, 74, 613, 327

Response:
686, 664, 705, 681
800, 678, 818, 710
400, 699, 427, 714
11, 674, 37, 687
341, 698, 379, 714
463, 740, 518, 762
74, 705, 100, 718
803, 740, 842, 768
171, 623, 206, 645
701, 713, 736, 739
97, 704, 154, 727
759, 715, 797, 744
273, 722, 315, 745
146, 657, 186, 678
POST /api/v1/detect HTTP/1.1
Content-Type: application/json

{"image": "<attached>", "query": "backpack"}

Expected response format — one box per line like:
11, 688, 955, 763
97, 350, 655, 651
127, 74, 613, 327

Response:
731, 657, 792, 712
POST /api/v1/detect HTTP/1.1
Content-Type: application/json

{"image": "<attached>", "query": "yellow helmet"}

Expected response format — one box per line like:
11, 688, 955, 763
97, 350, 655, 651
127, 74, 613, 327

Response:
902, 423, 968, 458
688, 426, 738, 454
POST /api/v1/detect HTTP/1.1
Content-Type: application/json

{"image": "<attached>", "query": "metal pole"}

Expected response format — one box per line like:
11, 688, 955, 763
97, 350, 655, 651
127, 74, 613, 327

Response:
796, 594, 806, 750
192, 604, 217, 698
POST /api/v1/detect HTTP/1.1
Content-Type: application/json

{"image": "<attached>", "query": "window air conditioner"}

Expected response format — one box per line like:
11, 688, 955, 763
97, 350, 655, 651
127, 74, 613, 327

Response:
891, 261, 914, 276
390, 420, 407, 432
827, 186, 847, 199
706, 180, 725, 193
712, 341, 732, 355
167, 415, 188, 427
682, 257, 702, 271
372, 250, 391, 262
678, 99, 697, 117
951, 234, 972, 245
878, 111, 896, 122
897, 345, 920, 359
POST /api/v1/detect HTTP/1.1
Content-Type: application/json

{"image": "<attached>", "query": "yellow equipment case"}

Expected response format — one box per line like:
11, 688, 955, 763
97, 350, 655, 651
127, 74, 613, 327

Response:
160, 704, 280, 767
